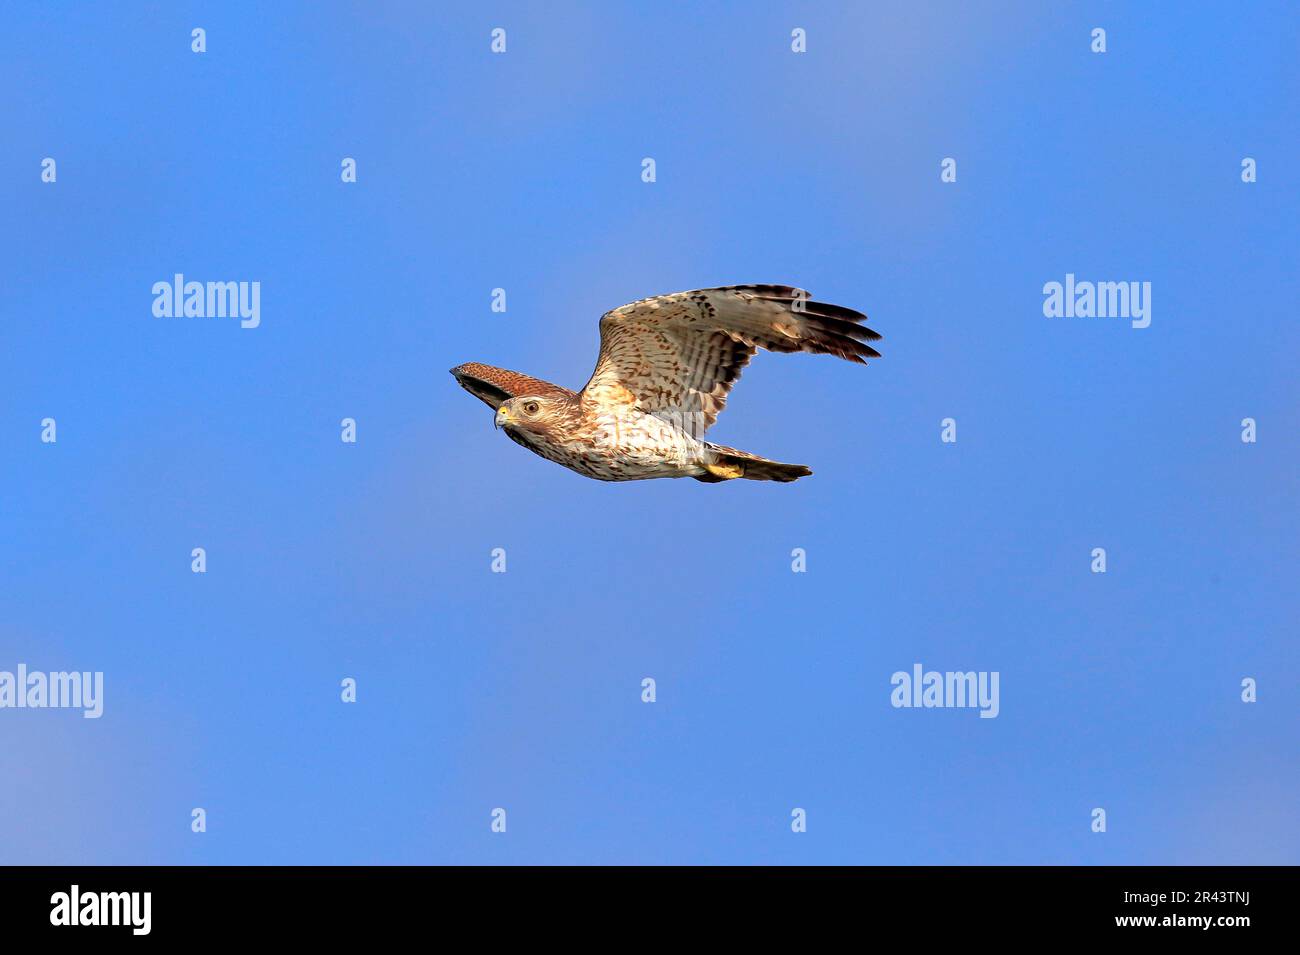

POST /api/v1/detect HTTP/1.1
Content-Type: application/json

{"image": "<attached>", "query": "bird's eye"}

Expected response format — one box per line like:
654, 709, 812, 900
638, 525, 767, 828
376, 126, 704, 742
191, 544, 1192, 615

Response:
523, 401, 540, 415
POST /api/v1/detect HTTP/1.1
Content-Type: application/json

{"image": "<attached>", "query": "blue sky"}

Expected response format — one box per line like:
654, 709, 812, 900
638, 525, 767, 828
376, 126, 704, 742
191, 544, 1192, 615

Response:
2, 2, 1296, 864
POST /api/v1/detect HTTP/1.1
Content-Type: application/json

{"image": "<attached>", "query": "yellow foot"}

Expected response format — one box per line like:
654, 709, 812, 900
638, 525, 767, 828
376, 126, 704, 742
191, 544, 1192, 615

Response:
705, 461, 745, 480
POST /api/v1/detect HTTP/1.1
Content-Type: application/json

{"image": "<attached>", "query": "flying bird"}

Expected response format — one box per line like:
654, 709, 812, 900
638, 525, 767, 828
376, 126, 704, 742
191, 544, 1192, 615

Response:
450, 285, 880, 483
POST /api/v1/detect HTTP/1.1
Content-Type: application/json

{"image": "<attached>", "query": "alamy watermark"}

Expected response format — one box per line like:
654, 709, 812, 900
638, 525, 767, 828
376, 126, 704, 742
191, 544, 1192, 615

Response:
890, 663, 999, 718
1043, 273, 1151, 329
152, 273, 260, 328
50, 885, 150, 935
0, 664, 103, 718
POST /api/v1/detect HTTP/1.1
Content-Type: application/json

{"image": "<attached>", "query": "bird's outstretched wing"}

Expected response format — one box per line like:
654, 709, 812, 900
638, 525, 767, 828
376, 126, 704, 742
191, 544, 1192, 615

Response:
450, 362, 576, 411
581, 285, 879, 432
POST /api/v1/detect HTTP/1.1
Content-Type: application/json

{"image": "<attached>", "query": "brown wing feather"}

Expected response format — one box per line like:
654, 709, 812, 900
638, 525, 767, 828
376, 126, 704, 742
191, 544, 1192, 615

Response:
450, 362, 575, 411
580, 285, 879, 432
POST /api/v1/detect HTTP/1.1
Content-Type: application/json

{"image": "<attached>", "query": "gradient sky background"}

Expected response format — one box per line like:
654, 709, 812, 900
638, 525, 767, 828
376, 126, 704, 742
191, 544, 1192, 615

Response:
2, 2, 1297, 864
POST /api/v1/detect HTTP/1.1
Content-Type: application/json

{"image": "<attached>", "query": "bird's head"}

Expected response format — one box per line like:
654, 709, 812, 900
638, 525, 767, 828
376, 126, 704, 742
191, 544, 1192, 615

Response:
495, 395, 562, 437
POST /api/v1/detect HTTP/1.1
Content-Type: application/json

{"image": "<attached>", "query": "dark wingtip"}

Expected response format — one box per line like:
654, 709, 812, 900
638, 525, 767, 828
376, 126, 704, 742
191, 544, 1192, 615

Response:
736, 285, 882, 359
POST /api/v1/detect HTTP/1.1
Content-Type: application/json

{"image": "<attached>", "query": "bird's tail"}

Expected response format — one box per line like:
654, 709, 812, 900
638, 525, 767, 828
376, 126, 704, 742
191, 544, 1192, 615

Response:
695, 443, 813, 483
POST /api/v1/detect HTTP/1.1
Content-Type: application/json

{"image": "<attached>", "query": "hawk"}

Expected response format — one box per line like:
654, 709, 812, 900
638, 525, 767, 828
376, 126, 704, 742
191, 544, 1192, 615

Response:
451, 285, 880, 483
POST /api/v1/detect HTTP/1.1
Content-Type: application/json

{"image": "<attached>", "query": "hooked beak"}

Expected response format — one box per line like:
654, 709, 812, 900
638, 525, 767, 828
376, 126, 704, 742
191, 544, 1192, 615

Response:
494, 405, 511, 430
